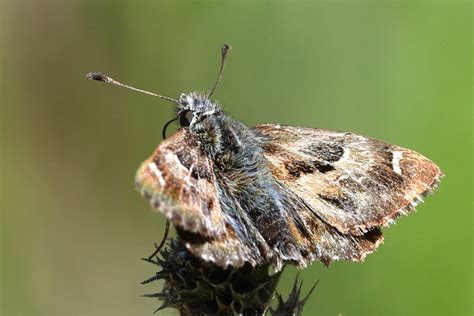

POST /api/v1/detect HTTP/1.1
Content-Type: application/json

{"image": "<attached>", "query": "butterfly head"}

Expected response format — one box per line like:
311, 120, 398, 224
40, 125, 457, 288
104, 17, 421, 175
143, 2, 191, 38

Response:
175, 92, 222, 129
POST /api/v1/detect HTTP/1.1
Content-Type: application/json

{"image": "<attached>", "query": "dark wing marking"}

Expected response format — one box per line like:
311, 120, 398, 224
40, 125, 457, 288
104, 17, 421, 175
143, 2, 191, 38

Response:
255, 124, 443, 236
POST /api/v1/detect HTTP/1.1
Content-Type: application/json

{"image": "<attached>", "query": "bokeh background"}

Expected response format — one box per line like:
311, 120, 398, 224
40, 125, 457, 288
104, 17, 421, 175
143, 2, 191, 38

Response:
1, 1, 472, 315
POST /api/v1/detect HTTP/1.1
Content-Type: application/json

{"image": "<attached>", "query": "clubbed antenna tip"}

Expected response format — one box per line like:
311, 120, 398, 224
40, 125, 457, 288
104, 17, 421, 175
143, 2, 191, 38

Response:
85, 71, 178, 104
208, 43, 232, 98
86, 72, 107, 82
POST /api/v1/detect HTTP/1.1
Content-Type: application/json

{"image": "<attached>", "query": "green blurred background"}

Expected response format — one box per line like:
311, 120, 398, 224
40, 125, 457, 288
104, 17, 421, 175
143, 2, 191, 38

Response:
1, 1, 472, 315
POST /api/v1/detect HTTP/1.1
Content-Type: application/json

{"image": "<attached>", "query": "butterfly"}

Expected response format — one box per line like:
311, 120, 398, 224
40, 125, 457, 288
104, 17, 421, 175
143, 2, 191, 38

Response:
87, 44, 443, 271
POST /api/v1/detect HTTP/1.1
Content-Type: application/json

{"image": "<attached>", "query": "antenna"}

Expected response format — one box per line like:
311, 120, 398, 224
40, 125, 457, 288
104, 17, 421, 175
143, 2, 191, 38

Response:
85, 72, 178, 104
208, 44, 232, 98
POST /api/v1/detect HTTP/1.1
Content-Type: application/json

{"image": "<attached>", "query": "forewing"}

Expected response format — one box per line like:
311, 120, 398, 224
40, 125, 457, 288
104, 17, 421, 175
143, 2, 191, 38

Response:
255, 124, 443, 235
135, 128, 226, 237
135, 128, 256, 267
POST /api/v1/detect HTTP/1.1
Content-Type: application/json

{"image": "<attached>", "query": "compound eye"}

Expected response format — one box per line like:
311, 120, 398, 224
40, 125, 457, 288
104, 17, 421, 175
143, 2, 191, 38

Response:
179, 110, 193, 127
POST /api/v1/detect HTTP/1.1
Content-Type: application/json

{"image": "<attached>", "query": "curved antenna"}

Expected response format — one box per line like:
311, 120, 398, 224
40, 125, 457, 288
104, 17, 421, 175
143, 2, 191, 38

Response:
208, 44, 232, 98
86, 72, 178, 104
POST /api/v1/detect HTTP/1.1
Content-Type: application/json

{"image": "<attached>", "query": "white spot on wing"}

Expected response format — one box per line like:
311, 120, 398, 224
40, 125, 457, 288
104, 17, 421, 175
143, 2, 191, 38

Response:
392, 151, 403, 175
148, 162, 165, 186
343, 148, 351, 159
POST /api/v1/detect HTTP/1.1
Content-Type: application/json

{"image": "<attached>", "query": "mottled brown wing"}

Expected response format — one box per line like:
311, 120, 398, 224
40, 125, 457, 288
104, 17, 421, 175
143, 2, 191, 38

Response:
255, 124, 443, 236
135, 128, 256, 267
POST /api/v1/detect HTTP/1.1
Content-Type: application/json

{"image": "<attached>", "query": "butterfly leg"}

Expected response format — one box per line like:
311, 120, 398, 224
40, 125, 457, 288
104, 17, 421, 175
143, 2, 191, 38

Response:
148, 220, 170, 259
